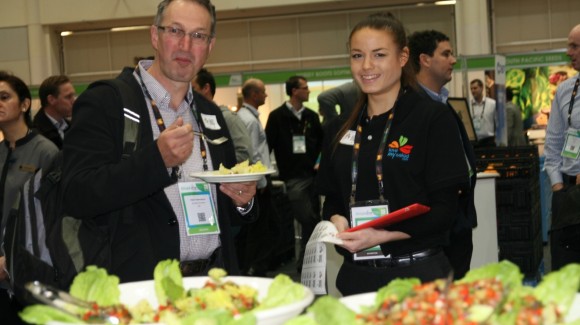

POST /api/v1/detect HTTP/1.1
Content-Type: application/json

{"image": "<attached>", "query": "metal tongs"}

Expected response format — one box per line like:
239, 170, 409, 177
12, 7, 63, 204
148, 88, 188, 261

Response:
193, 131, 228, 145
25, 281, 121, 324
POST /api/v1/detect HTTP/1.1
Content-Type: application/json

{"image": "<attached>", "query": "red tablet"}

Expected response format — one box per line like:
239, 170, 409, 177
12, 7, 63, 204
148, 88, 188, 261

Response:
345, 203, 430, 232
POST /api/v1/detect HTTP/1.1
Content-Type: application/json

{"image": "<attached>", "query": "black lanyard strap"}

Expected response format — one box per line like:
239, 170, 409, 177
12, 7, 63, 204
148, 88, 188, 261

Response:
134, 66, 209, 175
472, 99, 486, 120
350, 106, 394, 205
568, 78, 580, 126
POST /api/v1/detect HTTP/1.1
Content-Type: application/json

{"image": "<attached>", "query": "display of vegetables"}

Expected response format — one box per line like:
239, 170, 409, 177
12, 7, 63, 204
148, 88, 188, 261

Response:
288, 261, 580, 325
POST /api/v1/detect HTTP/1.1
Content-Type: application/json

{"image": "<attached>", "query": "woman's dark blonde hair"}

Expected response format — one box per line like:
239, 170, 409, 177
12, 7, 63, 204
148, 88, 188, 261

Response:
335, 12, 416, 148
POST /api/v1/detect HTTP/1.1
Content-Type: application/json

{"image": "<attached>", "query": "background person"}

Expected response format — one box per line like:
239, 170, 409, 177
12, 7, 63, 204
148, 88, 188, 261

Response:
266, 75, 324, 273
33, 75, 76, 149
317, 12, 469, 296
544, 24, 580, 271
505, 87, 526, 146
236, 78, 276, 276
317, 81, 359, 128
61, 0, 257, 283
192, 68, 252, 162
0, 70, 58, 324
470, 78, 497, 147
408, 29, 477, 280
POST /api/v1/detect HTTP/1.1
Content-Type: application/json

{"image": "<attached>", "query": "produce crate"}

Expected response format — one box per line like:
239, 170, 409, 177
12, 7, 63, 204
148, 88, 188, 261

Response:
497, 202, 541, 242
499, 230, 543, 276
496, 178, 540, 211
474, 146, 540, 178
474, 146, 538, 160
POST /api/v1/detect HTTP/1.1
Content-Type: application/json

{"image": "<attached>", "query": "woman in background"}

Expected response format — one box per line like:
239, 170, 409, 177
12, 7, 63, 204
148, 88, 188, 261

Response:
0, 71, 58, 322
316, 13, 470, 296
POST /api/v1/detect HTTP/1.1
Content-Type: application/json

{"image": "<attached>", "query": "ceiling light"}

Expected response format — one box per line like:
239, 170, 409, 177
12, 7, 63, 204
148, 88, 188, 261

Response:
435, 0, 456, 5
60, 31, 73, 37
110, 25, 149, 32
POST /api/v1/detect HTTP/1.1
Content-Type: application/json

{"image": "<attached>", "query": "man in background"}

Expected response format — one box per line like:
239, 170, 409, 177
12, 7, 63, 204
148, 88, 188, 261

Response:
33, 75, 76, 149
236, 78, 276, 276
192, 68, 252, 162
470, 78, 497, 147
544, 23, 580, 271
505, 87, 526, 146
266, 75, 323, 273
408, 29, 477, 279
317, 81, 358, 127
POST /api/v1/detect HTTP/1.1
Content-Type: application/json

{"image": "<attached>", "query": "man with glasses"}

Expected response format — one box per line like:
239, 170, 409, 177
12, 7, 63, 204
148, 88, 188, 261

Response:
266, 76, 324, 273
61, 0, 257, 283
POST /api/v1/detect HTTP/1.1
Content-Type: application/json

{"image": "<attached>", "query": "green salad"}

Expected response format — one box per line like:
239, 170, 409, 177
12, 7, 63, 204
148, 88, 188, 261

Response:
287, 261, 580, 325
20, 259, 306, 325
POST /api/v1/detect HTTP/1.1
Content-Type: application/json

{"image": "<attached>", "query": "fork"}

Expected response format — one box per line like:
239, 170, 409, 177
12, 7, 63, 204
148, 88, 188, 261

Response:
193, 131, 229, 145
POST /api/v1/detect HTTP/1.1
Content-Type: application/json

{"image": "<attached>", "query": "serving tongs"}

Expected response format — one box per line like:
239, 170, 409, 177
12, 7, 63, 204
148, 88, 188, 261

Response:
193, 131, 229, 145
25, 281, 121, 324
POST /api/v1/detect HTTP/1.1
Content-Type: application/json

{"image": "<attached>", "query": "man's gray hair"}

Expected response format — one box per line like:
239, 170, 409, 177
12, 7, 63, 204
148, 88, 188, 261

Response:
153, 0, 216, 37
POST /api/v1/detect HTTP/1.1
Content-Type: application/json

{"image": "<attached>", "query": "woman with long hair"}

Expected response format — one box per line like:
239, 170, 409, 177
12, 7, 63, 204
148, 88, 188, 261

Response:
317, 13, 470, 296
0, 71, 58, 322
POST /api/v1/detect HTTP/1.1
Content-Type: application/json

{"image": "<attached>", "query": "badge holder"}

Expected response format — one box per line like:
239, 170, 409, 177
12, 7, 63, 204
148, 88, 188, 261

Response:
350, 199, 389, 261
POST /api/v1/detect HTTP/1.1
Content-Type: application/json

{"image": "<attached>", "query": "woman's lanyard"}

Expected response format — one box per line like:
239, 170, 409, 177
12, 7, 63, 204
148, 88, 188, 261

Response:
568, 78, 580, 126
350, 106, 395, 205
473, 99, 486, 120
134, 66, 209, 177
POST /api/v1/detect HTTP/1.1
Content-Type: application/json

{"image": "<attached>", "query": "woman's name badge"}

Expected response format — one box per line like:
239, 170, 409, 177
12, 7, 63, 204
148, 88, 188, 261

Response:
178, 182, 220, 235
562, 128, 580, 159
339, 130, 356, 146
350, 201, 389, 261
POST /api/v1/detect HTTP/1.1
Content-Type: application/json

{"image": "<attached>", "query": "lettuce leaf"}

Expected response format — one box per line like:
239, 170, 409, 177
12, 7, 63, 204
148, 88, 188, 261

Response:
533, 263, 580, 315
69, 265, 120, 306
154, 259, 185, 305
457, 260, 523, 290
19, 305, 84, 324
306, 295, 356, 325
374, 277, 420, 309
255, 274, 305, 310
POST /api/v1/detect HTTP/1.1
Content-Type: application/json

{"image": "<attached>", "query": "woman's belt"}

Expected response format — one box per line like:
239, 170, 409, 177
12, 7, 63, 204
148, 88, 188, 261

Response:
352, 248, 442, 268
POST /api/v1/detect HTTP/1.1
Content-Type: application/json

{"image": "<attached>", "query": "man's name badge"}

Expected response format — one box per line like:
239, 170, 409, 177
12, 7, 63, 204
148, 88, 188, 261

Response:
178, 182, 220, 235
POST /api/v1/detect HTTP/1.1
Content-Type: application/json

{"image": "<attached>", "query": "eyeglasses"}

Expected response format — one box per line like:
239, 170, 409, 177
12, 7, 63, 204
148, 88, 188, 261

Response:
156, 25, 212, 45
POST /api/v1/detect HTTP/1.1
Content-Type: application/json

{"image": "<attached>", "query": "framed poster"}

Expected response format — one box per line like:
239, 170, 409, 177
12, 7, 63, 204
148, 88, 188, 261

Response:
448, 97, 477, 142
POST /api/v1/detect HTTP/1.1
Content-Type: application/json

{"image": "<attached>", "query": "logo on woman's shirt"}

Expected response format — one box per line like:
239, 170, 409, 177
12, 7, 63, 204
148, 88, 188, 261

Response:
386, 135, 413, 161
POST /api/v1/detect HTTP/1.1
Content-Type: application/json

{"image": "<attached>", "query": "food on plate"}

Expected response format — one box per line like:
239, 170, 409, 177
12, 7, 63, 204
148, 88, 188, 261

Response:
287, 261, 580, 325
217, 160, 267, 175
20, 259, 307, 325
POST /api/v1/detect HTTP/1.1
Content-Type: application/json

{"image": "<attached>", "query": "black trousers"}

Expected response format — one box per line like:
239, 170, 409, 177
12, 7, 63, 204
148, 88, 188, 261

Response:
550, 182, 580, 271
336, 251, 451, 296
235, 185, 277, 275
443, 228, 473, 280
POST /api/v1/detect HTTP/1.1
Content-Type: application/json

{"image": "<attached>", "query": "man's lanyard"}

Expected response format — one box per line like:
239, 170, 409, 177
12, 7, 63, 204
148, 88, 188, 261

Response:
134, 66, 209, 175
568, 78, 580, 126
472, 99, 486, 119
350, 105, 395, 205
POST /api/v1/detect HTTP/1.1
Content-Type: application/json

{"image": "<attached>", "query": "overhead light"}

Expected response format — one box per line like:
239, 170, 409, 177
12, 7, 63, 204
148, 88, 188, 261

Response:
435, 0, 456, 5
110, 25, 149, 32
60, 31, 73, 37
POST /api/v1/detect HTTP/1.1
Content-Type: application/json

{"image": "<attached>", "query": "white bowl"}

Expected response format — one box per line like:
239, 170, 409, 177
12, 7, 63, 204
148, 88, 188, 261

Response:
49, 275, 313, 325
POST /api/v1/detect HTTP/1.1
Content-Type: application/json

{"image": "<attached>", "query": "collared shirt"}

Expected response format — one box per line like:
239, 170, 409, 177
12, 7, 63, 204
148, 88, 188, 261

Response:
545, 73, 580, 185
135, 60, 220, 261
238, 103, 271, 189
45, 112, 67, 140
470, 96, 497, 139
285, 101, 305, 120
420, 83, 449, 104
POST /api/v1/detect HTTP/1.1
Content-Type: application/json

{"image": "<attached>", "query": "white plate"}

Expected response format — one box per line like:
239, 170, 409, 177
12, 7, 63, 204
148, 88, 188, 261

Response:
48, 276, 313, 325
339, 292, 580, 322
190, 169, 276, 183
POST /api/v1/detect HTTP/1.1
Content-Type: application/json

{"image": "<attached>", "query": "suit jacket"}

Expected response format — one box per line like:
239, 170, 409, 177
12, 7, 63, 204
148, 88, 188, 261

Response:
32, 109, 68, 149
62, 68, 254, 282
417, 88, 477, 230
